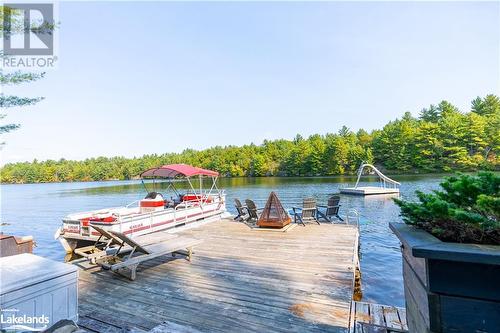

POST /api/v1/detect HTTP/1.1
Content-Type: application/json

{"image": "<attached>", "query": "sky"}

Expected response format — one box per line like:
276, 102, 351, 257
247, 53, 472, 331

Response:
2, 1, 499, 164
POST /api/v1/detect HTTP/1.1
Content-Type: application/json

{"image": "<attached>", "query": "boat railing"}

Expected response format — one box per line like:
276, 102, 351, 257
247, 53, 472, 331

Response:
184, 189, 226, 197
126, 200, 140, 208
68, 206, 126, 220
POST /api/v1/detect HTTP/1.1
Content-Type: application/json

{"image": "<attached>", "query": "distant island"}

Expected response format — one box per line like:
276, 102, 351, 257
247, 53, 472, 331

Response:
1, 95, 499, 184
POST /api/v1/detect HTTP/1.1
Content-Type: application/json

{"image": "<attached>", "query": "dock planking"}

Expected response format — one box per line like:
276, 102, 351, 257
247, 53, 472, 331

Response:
349, 301, 408, 333
76, 219, 359, 332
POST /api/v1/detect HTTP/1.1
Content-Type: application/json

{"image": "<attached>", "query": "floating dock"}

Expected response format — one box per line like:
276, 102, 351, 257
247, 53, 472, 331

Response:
340, 164, 400, 196
340, 187, 399, 196
74, 219, 360, 332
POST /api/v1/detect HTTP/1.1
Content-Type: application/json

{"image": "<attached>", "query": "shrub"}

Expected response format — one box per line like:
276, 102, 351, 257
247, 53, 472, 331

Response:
394, 172, 500, 245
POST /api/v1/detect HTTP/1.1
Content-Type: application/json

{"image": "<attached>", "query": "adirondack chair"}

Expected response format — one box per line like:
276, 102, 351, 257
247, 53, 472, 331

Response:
292, 198, 320, 226
91, 225, 202, 280
234, 198, 249, 221
245, 199, 263, 221
317, 195, 344, 222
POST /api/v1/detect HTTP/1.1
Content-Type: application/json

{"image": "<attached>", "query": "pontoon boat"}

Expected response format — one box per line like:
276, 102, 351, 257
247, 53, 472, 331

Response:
55, 164, 226, 253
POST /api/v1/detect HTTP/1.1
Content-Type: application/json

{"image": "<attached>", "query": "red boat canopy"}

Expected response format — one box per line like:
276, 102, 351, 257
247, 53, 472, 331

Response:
140, 164, 219, 178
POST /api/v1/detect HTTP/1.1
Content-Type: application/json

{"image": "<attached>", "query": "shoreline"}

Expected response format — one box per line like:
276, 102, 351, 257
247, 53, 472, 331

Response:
0, 171, 482, 185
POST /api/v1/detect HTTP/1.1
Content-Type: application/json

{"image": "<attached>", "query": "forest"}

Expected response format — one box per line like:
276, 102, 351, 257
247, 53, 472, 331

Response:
1, 94, 499, 183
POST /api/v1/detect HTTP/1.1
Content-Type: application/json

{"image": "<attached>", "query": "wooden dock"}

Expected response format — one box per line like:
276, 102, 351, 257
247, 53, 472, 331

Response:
349, 301, 408, 333
75, 219, 360, 332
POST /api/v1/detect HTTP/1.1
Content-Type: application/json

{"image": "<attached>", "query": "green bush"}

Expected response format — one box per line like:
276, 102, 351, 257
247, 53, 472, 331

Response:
395, 172, 500, 245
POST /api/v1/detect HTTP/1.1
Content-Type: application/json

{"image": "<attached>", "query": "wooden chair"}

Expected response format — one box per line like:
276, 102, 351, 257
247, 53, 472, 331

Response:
292, 198, 320, 226
245, 199, 263, 221
317, 195, 343, 222
234, 198, 249, 221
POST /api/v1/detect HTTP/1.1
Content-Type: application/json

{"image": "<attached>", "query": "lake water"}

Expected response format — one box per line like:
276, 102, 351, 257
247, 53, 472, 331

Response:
0, 175, 444, 308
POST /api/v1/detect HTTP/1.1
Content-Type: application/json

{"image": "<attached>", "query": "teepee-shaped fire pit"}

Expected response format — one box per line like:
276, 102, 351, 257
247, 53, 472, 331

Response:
257, 191, 291, 228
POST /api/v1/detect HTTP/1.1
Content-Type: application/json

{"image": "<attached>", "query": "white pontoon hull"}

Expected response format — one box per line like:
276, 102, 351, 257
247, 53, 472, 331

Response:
58, 198, 226, 253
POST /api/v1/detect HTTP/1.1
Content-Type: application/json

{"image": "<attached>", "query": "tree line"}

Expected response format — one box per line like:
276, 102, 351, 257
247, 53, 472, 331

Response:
1, 95, 499, 183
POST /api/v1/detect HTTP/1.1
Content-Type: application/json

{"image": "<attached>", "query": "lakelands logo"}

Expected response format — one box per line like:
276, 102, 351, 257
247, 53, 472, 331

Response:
2, 2, 58, 69
0, 309, 49, 331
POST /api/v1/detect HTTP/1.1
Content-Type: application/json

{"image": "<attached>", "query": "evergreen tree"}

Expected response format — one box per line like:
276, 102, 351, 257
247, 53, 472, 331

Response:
438, 106, 469, 170
395, 172, 499, 245
472, 94, 500, 116
414, 122, 442, 171
372, 112, 418, 171
306, 134, 326, 175
419, 104, 440, 122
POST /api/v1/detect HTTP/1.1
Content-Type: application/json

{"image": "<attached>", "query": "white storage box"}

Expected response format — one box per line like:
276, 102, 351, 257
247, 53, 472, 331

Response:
0, 253, 78, 331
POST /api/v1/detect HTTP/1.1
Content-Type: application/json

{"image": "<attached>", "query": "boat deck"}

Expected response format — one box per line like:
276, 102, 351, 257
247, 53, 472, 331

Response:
75, 219, 360, 332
